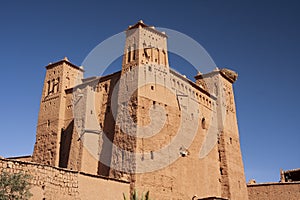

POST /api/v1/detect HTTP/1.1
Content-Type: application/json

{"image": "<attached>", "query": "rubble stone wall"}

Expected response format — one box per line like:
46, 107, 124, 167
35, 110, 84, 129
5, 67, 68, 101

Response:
0, 158, 129, 200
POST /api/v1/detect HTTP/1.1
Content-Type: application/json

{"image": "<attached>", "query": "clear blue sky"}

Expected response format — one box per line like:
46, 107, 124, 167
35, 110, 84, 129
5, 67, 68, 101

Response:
0, 0, 299, 183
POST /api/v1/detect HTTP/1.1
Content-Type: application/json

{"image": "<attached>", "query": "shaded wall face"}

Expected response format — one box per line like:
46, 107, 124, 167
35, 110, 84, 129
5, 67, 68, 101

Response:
59, 120, 74, 168
61, 73, 121, 175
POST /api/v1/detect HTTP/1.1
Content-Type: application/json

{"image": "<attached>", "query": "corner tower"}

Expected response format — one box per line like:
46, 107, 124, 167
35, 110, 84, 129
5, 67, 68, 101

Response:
195, 69, 249, 200
32, 58, 84, 166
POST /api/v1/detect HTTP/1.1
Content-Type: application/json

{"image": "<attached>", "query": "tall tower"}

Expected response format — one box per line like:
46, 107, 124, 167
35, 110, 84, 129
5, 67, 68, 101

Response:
216, 69, 248, 200
195, 69, 249, 199
109, 20, 171, 185
32, 58, 84, 166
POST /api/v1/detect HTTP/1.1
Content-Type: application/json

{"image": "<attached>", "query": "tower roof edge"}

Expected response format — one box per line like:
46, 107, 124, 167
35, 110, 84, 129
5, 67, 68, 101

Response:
126, 20, 167, 37
45, 58, 85, 72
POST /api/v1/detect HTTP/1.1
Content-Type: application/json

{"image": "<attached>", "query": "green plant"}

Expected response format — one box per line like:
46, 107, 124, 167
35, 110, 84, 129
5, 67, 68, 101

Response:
0, 171, 32, 200
123, 190, 150, 200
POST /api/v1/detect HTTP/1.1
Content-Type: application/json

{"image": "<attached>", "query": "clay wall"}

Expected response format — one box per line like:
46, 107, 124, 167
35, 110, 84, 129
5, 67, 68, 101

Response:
132, 66, 222, 199
248, 182, 300, 200
0, 158, 129, 200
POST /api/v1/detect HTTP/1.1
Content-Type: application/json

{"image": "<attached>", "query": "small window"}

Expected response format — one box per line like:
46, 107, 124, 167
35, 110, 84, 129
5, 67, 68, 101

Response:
47, 120, 50, 127
127, 47, 131, 63
122, 150, 125, 165
104, 84, 108, 93
201, 117, 206, 129
151, 85, 154, 90
132, 44, 136, 60
150, 151, 154, 159
46, 80, 51, 95
56, 77, 59, 92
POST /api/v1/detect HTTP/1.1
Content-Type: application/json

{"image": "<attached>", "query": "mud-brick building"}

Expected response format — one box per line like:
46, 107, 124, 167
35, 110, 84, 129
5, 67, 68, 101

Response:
28, 20, 248, 200
3, 21, 296, 200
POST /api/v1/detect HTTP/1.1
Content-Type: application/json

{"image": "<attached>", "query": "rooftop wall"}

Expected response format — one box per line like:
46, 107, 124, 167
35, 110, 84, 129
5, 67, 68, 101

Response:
247, 182, 300, 200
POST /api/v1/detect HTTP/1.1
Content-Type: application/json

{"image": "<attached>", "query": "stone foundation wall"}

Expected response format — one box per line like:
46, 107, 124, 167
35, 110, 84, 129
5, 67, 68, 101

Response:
0, 158, 129, 200
247, 182, 300, 200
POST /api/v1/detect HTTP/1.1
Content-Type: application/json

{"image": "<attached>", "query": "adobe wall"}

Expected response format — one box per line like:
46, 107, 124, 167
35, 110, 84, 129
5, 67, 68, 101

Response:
133, 67, 222, 199
78, 172, 129, 199
6, 155, 32, 162
0, 158, 129, 200
247, 182, 300, 200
